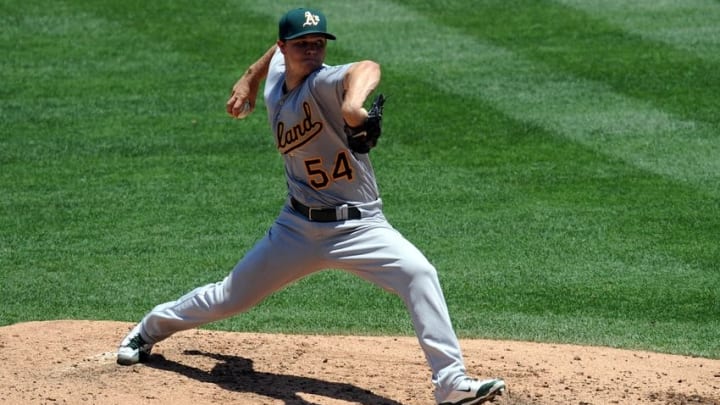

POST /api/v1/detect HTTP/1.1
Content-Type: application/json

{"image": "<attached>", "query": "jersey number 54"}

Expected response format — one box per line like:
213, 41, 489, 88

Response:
303, 151, 354, 189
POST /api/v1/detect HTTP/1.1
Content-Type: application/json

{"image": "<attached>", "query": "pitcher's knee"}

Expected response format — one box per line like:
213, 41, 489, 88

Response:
405, 260, 440, 285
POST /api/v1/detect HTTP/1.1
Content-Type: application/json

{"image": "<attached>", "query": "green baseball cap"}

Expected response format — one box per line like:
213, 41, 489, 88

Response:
278, 8, 337, 41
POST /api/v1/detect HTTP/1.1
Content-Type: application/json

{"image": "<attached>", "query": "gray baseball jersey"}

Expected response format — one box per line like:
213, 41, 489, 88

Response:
265, 49, 379, 207
133, 48, 471, 402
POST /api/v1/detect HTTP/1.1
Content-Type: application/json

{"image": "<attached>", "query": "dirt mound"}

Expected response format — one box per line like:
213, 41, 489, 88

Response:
1, 321, 718, 404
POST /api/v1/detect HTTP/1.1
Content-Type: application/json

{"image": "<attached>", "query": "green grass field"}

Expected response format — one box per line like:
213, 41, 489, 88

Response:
2, 0, 719, 359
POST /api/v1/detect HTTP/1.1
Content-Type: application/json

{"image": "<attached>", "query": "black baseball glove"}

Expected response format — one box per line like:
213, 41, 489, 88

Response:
344, 94, 386, 154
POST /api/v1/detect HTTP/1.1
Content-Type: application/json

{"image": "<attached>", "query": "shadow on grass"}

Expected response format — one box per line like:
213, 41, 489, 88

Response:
145, 350, 404, 405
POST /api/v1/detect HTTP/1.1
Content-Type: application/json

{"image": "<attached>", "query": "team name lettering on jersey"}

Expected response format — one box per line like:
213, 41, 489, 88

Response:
276, 102, 323, 154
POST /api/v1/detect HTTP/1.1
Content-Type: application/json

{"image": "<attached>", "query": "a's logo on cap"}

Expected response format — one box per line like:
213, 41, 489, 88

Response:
303, 11, 320, 27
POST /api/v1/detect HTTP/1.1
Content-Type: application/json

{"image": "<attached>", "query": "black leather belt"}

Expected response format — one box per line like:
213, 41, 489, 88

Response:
291, 197, 361, 222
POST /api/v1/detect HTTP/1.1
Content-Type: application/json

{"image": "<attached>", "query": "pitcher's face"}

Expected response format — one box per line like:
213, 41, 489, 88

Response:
280, 35, 327, 77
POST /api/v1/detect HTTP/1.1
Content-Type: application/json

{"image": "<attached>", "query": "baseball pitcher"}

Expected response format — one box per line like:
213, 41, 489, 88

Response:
117, 7, 505, 405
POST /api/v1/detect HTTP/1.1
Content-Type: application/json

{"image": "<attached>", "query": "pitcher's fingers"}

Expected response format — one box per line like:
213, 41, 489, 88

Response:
227, 96, 249, 118
226, 95, 239, 116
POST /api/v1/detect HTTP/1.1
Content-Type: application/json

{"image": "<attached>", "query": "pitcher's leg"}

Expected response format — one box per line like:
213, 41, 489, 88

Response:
370, 249, 467, 396
329, 223, 467, 395
140, 216, 319, 344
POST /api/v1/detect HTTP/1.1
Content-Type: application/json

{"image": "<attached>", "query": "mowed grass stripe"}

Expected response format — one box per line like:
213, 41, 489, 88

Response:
1, 2, 283, 320
2, 2, 220, 149
1, 1, 282, 221
555, 0, 720, 62
385, 0, 719, 195
62, 0, 278, 67
408, 0, 720, 128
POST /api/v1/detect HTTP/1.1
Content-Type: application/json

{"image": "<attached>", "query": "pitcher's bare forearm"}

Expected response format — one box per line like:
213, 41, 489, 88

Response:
342, 60, 381, 127
226, 45, 278, 118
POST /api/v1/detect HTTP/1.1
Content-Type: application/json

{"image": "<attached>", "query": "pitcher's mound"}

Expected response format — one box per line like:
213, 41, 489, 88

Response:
0, 320, 718, 404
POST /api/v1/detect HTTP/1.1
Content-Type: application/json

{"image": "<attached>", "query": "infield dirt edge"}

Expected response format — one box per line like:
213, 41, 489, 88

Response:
0, 320, 718, 404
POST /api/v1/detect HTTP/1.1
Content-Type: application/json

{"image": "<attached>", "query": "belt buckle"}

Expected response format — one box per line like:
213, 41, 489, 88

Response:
307, 207, 321, 221
335, 204, 349, 221
306, 204, 351, 221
